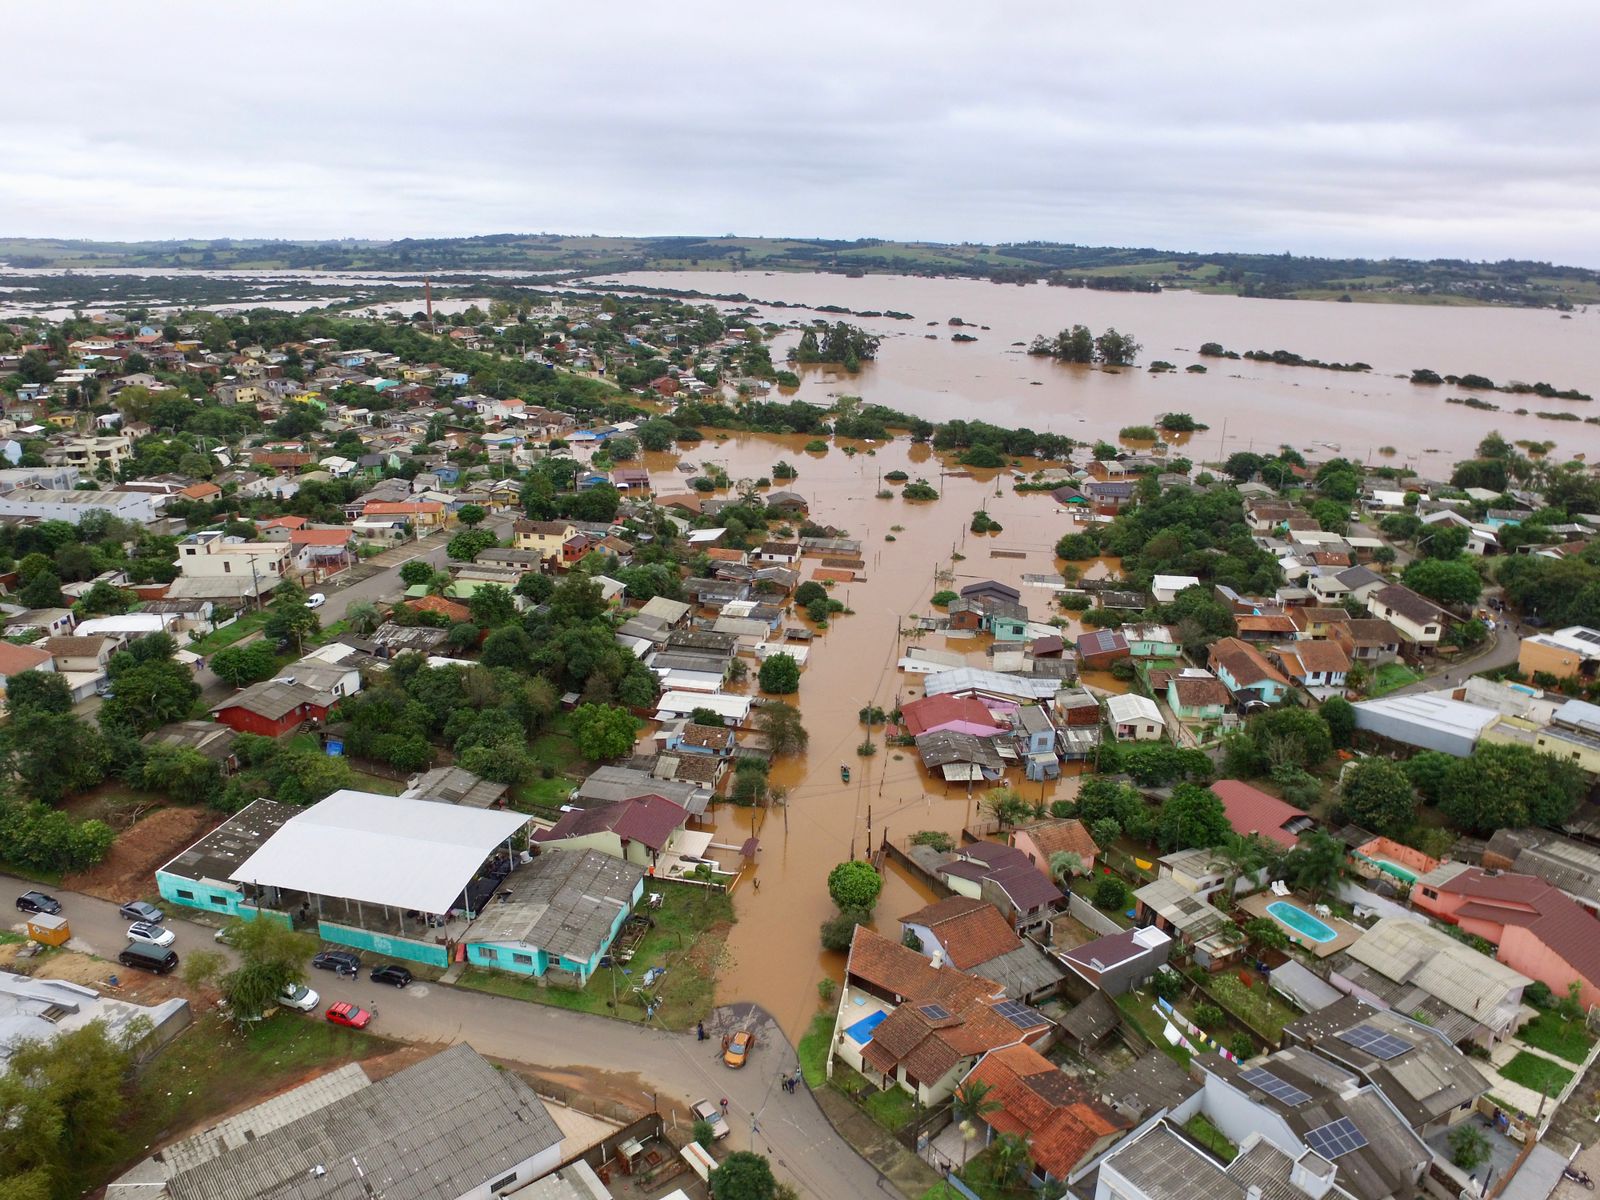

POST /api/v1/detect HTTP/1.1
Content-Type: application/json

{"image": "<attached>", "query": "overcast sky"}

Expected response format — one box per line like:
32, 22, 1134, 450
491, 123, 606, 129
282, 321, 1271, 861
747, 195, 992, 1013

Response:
6, 1, 1598, 265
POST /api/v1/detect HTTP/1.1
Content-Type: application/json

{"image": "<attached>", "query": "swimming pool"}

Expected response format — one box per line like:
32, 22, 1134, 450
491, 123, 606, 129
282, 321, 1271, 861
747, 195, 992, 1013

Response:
1267, 900, 1339, 943
844, 1009, 887, 1044
1374, 859, 1419, 884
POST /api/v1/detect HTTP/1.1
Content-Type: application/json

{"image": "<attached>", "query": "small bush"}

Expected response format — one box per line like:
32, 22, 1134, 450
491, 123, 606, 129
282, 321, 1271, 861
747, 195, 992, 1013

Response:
930, 590, 958, 607
1059, 593, 1091, 612
884, 470, 909, 482
1193, 1003, 1226, 1031
1093, 877, 1128, 910
804, 439, 828, 452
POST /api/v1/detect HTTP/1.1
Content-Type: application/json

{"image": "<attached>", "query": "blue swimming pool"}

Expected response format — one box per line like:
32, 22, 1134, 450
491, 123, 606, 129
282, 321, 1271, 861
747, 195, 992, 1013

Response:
844, 1009, 887, 1044
1267, 900, 1339, 943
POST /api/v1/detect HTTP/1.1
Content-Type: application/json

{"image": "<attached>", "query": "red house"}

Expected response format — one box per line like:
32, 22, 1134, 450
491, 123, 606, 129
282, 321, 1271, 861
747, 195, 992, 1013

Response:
210, 679, 329, 738
1210, 780, 1313, 850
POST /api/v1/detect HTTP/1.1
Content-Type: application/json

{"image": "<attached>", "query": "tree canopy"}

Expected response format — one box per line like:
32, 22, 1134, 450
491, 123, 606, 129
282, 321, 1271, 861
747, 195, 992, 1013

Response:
827, 860, 883, 912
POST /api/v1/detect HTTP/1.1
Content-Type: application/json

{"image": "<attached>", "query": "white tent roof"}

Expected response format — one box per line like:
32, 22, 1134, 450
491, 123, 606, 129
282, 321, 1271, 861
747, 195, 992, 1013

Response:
229, 790, 528, 914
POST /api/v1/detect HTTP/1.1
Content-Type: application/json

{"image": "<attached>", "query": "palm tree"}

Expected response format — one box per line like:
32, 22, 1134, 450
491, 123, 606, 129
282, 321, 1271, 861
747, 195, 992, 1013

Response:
1206, 833, 1280, 910
1284, 830, 1348, 903
989, 1131, 1033, 1186
1049, 851, 1085, 888
951, 1079, 1002, 1167
344, 600, 380, 637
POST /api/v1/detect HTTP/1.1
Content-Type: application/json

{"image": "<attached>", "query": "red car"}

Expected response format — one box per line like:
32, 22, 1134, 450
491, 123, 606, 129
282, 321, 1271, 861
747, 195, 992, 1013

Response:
325, 1001, 372, 1029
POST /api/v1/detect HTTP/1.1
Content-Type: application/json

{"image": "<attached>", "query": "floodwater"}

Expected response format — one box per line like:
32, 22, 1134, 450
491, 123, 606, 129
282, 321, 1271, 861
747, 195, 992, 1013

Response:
642, 431, 1118, 1039
593, 270, 1600, 466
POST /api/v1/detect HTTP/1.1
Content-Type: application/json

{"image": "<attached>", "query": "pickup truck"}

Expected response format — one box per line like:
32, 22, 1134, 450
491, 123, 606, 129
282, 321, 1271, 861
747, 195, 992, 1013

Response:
690, 1099, 730, 1141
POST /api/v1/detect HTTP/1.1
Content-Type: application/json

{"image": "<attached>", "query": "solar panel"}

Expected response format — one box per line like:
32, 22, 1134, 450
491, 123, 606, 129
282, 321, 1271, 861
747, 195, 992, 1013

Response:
1305, 1117, 1368, 1160
1337, 1023, 1412, 1060
1239, 1067, 1312, 1107
917, 1003, 950, 1020
993, 1000, 1039, 1028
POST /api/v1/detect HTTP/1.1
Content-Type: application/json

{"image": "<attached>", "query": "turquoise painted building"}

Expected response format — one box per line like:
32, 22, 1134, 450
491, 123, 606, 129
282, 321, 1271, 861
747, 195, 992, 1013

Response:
464, 848, 645, 985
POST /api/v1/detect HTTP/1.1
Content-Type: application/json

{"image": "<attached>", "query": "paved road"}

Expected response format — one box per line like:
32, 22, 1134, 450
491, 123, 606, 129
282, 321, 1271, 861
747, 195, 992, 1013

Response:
4, 878, 886, 1200
1391, 617, 1522, 696
313, 513, 517, 628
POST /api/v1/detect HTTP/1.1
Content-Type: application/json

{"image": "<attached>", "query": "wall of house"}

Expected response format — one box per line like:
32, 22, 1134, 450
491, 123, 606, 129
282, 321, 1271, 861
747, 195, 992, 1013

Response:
1534, 730, 1600, 775
156, 871, 253, 917
319, 921, 450, 968
457, 1143, 565, 1200
541, 831, 625, 863
468, 941, 548, 976
1012, 830, 1097, 878
1497, 926, 1600, 1009
211, 705, 305, 738
1198, 1074, 1301, 1160
1519, 640, 1590, 680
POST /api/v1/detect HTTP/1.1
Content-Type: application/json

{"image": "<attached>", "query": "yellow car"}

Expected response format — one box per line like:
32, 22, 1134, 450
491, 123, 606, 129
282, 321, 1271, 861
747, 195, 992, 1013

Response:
723, 1030, 754, 1068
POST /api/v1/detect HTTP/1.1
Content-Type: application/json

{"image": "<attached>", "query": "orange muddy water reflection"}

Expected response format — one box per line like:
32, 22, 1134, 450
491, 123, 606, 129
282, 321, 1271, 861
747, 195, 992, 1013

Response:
641, 432, 1126, 1039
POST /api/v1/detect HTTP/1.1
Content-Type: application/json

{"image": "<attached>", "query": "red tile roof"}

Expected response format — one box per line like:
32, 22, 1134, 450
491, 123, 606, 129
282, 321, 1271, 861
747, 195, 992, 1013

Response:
899, 694, 1005, 737
364, 501, 443, 516
1435, 868, 1600, 993
1210, 780, 1310, 849
405, 595, 470, 623
290, 528, 355, 546
900, 896, 1022, 969
1207, 637, 1291, 689
966, 1044, 1127, 1179
535, 794, 688, 854
1011, 818, 1099, 865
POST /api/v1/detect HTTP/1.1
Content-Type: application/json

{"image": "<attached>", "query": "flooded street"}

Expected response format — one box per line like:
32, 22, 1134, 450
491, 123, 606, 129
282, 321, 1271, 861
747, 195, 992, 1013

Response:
643, 432, 1112, 1038
595, 270, 1600, 466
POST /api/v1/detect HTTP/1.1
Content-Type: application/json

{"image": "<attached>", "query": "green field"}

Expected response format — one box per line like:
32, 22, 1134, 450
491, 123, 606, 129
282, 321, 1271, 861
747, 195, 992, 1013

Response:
1517, 1012, 1597, 1064
1499, 1051, 1575, 1095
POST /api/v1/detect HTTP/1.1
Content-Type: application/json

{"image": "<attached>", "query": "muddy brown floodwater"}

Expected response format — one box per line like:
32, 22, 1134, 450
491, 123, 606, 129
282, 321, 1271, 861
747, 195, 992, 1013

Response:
641, 432, 1131, 1040
594, 270, 1600, 467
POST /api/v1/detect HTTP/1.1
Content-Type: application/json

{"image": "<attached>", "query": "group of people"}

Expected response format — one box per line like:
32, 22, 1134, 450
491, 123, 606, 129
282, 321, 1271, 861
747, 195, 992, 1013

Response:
781, 1068, 802, 1094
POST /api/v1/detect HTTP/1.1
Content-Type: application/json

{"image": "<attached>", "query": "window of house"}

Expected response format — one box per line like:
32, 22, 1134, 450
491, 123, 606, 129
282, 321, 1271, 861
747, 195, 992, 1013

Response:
489, 1173, 518, 1193
479, 947, 498, 960
176, 888, 195, 900
211, 895, 228, 906
513, 952, 533, 965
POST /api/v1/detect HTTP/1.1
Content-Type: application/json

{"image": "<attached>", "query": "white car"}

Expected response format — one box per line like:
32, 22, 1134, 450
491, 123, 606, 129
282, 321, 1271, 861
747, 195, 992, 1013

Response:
306, 593, 327, 609
279, 982, 320, 1012
127, 921, 176, 948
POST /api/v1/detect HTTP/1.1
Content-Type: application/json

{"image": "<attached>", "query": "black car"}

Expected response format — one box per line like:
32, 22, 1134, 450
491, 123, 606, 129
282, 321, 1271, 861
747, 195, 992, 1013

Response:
16, 891, 61, 915
370, 964, 413, 988
311, 950, 361, 977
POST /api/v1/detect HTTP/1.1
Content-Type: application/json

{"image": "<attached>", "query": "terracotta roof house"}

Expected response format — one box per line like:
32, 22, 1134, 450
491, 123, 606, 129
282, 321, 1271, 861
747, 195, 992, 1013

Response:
178, 481, 221, 501
962, 1043, 1130, 1184
533, 794, 692, 869
837, 926, 1051, 1105
1411, 864, 1600, 1009
899, 694, 1006, 738
1166, 669, 1232, 721
1207, 636, 1292, 705
1332, 618, 1404, 665
899, 896, 1066, 1002
405, 594, 471, 624
1211, 780, 1313, 850
1271, 639, 1351, 690
1010, 818, 1099, 879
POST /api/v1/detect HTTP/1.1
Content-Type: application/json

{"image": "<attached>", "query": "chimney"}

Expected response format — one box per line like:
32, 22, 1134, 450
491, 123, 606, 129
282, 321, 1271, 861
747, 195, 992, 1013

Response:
1247, 1187, 1264, 1200
930, 949, 944, 969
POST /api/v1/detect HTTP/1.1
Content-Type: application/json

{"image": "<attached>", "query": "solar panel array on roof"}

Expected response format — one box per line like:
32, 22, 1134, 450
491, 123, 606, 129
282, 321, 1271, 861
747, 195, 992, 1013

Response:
1577, 631, 1600, 645
1239, 1066, 1311, 1107
1337, 1023, 1412, 1060
918, 1003, 950, 1020
1305, 1117, 1368, 1160
993, 999, 1040, 1028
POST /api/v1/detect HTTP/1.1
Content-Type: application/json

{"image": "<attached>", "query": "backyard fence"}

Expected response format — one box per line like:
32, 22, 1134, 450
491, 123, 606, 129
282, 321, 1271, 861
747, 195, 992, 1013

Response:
1066, 892, 1125, 938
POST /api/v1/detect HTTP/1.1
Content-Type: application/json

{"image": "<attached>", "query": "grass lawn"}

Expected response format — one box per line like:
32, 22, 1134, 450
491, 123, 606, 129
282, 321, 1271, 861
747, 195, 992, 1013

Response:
1184, 1114, 1237, 1163
1499, 1051, 1575, 1095
1116, 991, 1189, 1066
1371, 663, 1425, 697
1070, 876, 1133, 927
190, 611, 270, 655
109, 1012, 388, 1189
1517, 1012, 1597, 1064
1204, 971, 1300, 1040
457, 884, 733, 1030
513, 715, 584, 813
951, 1146, 1035, 1199
798, 1012, 834, 1088
862, 1082, 920, 1133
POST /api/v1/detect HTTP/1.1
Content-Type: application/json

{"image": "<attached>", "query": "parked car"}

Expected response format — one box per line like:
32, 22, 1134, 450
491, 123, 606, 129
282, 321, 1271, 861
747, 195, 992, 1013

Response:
370, 964, 413, 988
311, 950, 361, 978
691, 1099, 730, 1140
723, 1030, 754, 1069
279, 982, 320, 1012
326, 1001, 371, 1029
119, 900, 164, 923
127, 921, 176, 948
118, 943, 179, 974
16, 891, 61, 915
306, 593, 327, 609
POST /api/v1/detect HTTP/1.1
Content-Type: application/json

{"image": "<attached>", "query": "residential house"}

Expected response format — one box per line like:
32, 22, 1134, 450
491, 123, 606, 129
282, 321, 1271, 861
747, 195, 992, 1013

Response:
1106, 693, 1163, 740
834, 926, 1050, 1106
899, 896, 1067, 1004
1519, 625, 1600, 682
209, 680, 329, 738
1282, 995, 1486, 1136
141, 721, 241, 774
0, 971, 187, 1073
1331, 618, 1403, 666
1366, 584, 1448, 651
363, 499, 445, 530
765, 490, 808, 515
1059, 926, 1172, 995
1015, 704, 1061, 780
1287, 606, 1350, 640
399, 765, 509, 810
43, 634, 113, 701
916, 730, 1005, 783
1165, 669, 1232, 722
1271, 640, 1351, 692
1131, 876, 1237, 967
1208, 637, 1293, 706
287, 528, 356, 580
0, 644, 56, 706
1122, 623, 1181, 659
663, 722, 737, 758
1410, 864, 1600, 1008
936, 842, 1063, 933
462, 848, 644, 985
174, 530, 289, 603
1010, 817, 1100, 879
898, 694, 1007, 738
1084, 478, 1137, 514
1330, 916, 1530, 1046
1077, 629, 1130, 671
960, 1043, 1130, 1186
960, 579, 1023, 607
534, 794, 697, 872
1211, 780, 1312, 850
1236, 613, 1298, 643
1090, 1122, 1357, 1200
1150, 574, 1201, 604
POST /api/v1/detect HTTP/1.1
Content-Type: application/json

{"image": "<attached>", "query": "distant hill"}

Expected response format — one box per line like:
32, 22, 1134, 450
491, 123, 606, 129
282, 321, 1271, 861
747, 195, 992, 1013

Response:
0, 233, 1595, 308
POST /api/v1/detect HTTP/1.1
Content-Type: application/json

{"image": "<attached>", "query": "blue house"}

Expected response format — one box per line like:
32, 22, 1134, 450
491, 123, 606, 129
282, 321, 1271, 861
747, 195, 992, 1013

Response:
433, 463, 461, 484
437, 371, 470, 388
665, 722, 737, 757
463, 848, 645, 985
